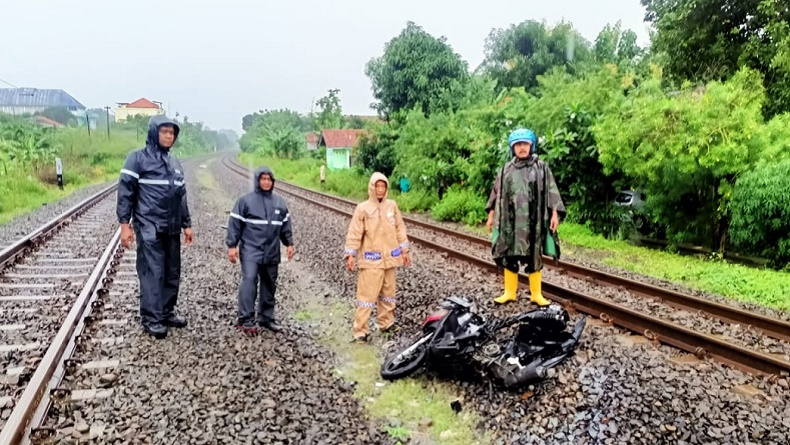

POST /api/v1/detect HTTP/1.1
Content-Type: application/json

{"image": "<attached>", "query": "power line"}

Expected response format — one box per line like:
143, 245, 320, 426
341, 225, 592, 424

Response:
0, 77, 20, 89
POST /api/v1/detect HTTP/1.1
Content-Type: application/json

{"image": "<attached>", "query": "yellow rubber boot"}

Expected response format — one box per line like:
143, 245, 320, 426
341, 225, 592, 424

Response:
494, 268, 518, 304
529, 271, 551, 306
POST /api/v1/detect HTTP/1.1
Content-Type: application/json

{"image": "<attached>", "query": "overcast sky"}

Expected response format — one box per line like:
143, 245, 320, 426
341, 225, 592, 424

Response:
1, 0, 650, 134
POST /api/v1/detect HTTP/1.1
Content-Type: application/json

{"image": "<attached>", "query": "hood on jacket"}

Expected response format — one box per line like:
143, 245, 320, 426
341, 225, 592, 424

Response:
368, 172, 389, 202
254, 166, 275, 194
146, 115, 181, 150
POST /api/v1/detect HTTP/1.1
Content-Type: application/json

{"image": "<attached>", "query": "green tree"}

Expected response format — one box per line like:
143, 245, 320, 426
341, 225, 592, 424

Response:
594, 67, 775, 251
480, 20, 593, 92
239, 109, 311, 153
356, 124, 398, 176
642, 0, 790, 116
593, 22, 643, 67
0, 115, 58, 173
365, 21, 469, 118
314, 88, 343, 130
730, 158, 790, 268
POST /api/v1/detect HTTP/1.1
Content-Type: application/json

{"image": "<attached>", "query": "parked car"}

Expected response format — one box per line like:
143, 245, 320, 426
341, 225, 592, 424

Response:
614, 190, 648, 232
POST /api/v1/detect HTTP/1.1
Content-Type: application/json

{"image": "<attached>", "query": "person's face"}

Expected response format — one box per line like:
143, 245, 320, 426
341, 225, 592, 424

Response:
158, 125, 175, 148
513, 141, 532, 159
259, 173, 273, 191
375, 180, 387, 200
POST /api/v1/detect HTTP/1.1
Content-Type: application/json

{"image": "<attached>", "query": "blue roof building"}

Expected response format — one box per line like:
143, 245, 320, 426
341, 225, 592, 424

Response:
0, 88, 86, 116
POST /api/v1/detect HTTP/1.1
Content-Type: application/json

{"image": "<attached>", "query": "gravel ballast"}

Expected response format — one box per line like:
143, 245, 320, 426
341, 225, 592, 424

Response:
20, 155, 789, 444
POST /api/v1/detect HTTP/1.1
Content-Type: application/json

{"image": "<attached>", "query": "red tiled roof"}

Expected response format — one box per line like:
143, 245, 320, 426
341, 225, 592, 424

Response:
305, 132, 319, 143
319, 129, 367, 148
125, 98, 160, 109
33, 115, 64, 128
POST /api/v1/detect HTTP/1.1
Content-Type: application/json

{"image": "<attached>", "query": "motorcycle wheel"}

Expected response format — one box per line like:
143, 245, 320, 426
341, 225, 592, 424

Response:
380, 334, 430, 381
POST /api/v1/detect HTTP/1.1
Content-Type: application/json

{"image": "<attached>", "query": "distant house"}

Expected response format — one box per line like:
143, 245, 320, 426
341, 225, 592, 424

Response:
305, 132, 319, 151
114, 98, 164, 122
318, 129, 366, 170
0, 87, 86, 117
30, 115, 65, 128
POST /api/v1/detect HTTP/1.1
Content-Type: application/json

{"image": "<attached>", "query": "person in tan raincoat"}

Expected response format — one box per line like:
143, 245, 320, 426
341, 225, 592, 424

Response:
344, 172, 411, 343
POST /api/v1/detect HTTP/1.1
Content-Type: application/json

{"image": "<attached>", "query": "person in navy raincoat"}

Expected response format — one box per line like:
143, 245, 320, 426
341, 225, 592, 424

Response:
116, 115, 194, 339
225, 166, 294, 334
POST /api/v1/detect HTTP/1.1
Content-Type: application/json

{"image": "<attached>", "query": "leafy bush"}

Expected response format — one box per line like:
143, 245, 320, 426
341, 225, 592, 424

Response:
730, 159, 790, 269
356, 126, 397, 177
430, 186, 487, 225
394, 188, 437, 213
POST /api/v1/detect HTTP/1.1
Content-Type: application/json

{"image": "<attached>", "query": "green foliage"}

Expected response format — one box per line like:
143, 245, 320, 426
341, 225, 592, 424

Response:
642, 0, 790, 116
365, 22, 469, 118
481, 20, 593, 92
0, 115, 59, 174
238, 153, 369, 201
430, 186, 487, 226
0, 112, 221, 223
343, 115, 369, 129
730, 159, 790, 268
390, 110, 470, 194
594, 67, 773, 250
534, 67, 628, 235
239, 109, 311, 157
242, 109, 311, 133
594, 22, 642, 65
356, 124, 397, 176
395, 188, 438, 213
314, 88, 343, 130
561, 222, 790, 311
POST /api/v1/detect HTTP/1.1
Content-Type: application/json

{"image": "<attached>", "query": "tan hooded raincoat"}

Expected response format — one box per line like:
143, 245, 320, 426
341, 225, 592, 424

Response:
344, 172, 409, 267
344, 172, 410, 338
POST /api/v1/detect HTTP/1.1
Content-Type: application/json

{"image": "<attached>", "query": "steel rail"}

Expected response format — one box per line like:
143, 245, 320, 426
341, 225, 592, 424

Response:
0, 183, 118, 271
0, 228, 121, 444
225, 156, 790, 343
222, 155, 790, 376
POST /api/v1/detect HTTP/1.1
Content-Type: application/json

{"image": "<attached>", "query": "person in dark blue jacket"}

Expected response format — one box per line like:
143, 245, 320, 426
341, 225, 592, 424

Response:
226, 166, 294, 334
116, 115, 194, 339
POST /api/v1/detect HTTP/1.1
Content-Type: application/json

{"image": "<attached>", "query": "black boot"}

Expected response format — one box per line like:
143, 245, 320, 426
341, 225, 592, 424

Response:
260, 320, 282, 332
143, 322, 167, 339
236, 320, 259, 335
163, 314, 188, 328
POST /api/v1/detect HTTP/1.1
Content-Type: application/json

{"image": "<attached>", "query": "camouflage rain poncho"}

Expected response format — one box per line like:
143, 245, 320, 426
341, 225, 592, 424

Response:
491, 154, 565, 273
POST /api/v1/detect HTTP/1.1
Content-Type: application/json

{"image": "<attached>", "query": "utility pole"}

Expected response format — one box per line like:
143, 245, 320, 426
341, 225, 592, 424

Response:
85, 113, 91, 137
104, 106, 111, 140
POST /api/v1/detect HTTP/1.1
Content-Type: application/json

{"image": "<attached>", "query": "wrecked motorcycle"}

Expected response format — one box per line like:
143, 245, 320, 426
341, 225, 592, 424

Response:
380, 296, 586, 388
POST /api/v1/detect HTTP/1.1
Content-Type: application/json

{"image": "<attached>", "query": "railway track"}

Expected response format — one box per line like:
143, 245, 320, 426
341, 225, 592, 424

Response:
223, 155, 790, 378
0, 184, 129, 444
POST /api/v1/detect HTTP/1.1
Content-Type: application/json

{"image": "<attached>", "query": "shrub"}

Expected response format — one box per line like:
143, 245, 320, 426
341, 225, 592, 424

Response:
730, 159, 790, 269
394, 188, 437, 213
430, 186, 487, 225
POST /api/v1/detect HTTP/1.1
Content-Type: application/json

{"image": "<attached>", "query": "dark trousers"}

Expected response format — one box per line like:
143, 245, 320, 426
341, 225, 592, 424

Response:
238, 260, 279, 324
136, 230, 181, 325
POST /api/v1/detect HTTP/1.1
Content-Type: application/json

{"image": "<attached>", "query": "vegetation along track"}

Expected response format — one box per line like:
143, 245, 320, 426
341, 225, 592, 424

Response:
223, 155, 790, 378
0, 184, 125, 443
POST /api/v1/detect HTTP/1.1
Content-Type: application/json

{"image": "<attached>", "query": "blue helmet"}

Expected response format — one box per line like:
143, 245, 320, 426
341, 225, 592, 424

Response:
507, 128, 537, 156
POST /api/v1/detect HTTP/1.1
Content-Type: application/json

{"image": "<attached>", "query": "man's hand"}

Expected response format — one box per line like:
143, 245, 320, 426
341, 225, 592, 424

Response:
183, 227, 194, 245
228, 247, 239, 264
120, 224, 134, 249
286, 245, 295, 261
486, 210, 495, 234
403, 251, 411, 267
550, 209, 560, 233
345, 255, 355, 271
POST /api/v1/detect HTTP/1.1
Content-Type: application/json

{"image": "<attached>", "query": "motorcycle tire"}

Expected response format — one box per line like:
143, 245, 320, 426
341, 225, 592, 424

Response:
380, 335, 430, 381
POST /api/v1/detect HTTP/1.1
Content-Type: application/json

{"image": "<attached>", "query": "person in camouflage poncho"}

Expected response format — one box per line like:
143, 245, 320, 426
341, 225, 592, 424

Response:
490, 128, 565, 306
